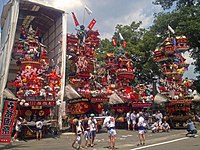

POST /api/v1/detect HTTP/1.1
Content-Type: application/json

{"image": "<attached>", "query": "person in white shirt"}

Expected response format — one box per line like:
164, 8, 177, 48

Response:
72, 117, 84, 149
103, 111, 116, 149
162, 120, 170, 132
151, 120, 159, 133
126, 111, 131, 130
88, 113, 97, 147
137, 112, 146, 146
36, 119, 43, 140
13, 117, 25, 141
130, 110, 137, 131
155, 110, 163, 126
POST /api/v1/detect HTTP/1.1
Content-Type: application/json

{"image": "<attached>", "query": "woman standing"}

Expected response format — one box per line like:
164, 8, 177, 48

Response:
103, 112, 117, 150
137, 112, 146, 146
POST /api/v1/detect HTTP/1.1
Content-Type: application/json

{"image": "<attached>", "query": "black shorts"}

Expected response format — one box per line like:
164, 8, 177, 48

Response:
36, 128, 42, 133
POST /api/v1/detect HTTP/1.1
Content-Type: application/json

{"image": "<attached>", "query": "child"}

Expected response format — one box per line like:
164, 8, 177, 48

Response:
72, 117, 84, 149
83, 125, 90, 148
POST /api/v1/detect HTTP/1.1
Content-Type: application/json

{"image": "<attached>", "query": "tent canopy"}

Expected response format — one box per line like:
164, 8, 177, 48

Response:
64, 84, 81, 100
192, 94, 200, 102
3, 88, 16, 99
109, 92, 124, 104
154, 93, 168, 104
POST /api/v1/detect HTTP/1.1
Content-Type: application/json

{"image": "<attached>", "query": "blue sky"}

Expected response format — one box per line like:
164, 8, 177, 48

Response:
0, 0, 197, 79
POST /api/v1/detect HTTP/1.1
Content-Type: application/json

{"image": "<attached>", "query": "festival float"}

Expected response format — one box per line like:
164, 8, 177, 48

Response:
101, 35, 153, 127
10, 26, 61, 137
65, 13, 107, 116
154, 34, 195, 128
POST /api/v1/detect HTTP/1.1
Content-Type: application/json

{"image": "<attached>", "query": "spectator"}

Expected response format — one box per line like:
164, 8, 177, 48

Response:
130, 110, 137, 131
83, 120, 89, 148
162, 120, 170, 132
103, 111, 117, 149
12, 117, 25, 141
88, 113, 97, 147
72, 116, 84, 149
137, 112, 147, 146
36, 119, 44, 140
186, 119, 197, 135
151, 119, 162, 133
155, 110, 163, 126
126, 111, 131, 130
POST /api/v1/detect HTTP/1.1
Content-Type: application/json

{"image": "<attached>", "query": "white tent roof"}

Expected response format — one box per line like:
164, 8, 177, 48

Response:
154, 93, 168, 104
64, 84, 81, 100
109, 92, 124, 104
3, 88, 16, 99
192, 94, 200, 102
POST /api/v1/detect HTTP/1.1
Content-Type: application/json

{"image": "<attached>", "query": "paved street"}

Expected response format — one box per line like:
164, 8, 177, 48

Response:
0, 129, 199, 150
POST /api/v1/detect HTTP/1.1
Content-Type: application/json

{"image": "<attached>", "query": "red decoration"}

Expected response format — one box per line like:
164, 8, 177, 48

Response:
71, 12, 79, 27
112, 38, 116, 46
88, 19, 96, 30
0, 100, 18, 143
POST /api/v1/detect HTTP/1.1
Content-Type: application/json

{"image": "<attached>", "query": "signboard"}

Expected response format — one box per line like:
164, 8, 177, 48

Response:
166, 100, 192, 106
66, 101, 91, 114
0, 100, 17, 143
111, 106, 130, 113
27, 101, 56, 106
91, 97, 108, 102
132, 103, 152, 108
31, 106, 42, 109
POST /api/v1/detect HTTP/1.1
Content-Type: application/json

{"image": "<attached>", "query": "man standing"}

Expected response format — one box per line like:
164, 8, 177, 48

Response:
130, 110, 137, 131
88, 113, 97, 147
36, 119, 43, 140
103, 111, 117, 149
156, 110, 163, 126
126, 111, 131, 130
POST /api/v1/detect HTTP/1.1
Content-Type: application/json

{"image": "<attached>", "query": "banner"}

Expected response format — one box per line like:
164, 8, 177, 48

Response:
72, 12, 79, 27
168, 25, 175, 34
88, 19, 96, 30
0, 100, 17, 143
85, 5, 92, 15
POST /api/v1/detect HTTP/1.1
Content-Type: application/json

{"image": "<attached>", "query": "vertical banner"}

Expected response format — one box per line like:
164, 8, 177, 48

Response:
0, 100, 17, 143
71, 12, 79, 27
88, 19, 96, 30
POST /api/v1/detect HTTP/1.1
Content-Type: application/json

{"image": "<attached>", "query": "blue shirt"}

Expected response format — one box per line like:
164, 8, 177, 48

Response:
187, 122, 196, 131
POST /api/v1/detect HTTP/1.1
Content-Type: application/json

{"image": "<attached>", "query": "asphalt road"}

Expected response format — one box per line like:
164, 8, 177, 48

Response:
0, 129, 199, 150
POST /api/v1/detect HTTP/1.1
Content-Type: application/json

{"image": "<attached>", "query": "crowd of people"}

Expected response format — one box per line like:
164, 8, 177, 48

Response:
11, 110, 198, 149
12, 117, 44, 142
72, 112, 117, 149
126, 110, 171, 133
71, 110, 168, 149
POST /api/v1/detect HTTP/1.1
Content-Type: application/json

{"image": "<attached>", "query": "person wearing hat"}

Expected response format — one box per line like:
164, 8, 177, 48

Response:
87, 113, 97, 147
